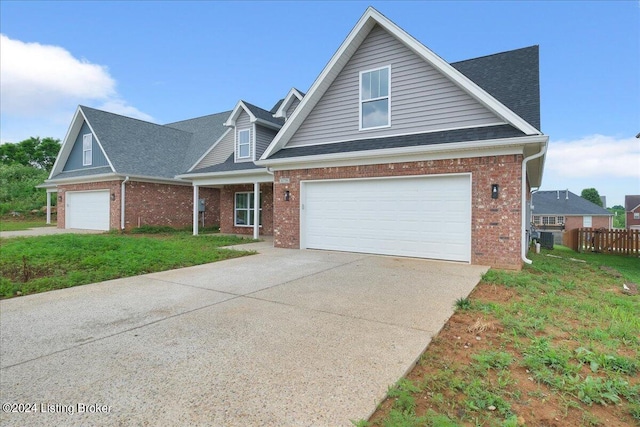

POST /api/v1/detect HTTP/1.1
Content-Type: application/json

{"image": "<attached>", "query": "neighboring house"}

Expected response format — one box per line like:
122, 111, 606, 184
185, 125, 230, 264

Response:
531, 190, 613, 243
625, 195, 640, 230
42, 7, 548, 270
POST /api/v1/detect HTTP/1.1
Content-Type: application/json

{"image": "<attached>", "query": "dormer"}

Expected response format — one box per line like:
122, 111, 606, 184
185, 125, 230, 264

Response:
224, 100, 285, 163
272, 88, 305, 121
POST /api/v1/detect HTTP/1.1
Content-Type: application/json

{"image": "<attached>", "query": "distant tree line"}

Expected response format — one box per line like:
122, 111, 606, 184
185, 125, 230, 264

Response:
0, 137, 61, 216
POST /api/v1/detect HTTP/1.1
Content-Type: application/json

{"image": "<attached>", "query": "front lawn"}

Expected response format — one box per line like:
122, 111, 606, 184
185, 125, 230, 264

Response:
0, 233, 254, 298
364, 246, 639, 427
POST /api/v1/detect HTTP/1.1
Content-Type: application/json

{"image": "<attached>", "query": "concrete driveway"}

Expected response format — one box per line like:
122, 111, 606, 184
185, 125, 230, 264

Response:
0, 241, 488, 426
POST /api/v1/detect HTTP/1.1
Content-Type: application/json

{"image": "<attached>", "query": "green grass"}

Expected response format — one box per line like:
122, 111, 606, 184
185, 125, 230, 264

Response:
0, 218, 52, 231
0, 233, 255, 298
365, 246, 640, 426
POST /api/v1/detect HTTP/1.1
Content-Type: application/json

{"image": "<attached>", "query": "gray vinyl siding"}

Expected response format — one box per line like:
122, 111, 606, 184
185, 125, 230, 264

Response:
255, 125, 278, 159
194, 129, 234, 170
235, 111, 253, 162
63, 122, 109, 171
287, 24, 502, 148
285, 98, 301, 120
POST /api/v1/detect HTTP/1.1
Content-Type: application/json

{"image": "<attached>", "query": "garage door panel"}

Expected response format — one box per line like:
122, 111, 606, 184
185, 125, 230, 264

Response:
302, 175, 471, 262
66, 191, 110, 231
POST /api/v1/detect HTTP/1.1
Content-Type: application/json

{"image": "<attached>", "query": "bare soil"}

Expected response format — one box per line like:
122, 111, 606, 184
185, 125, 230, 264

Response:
368, 282, 639, 426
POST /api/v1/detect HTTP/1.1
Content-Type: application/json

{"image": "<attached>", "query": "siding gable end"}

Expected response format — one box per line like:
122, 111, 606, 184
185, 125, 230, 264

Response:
234, 110, 253, 163
191, 129, 233, 170
62, 121, 110, 171
286, 24, 504, 148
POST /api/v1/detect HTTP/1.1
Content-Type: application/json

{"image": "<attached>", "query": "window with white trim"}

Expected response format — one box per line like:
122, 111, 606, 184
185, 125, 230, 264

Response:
533, 215, 564, 226
235, 192, 262, 226
82, 134, 92, 166
360, 66, 390, 129
634, 212, 640, 220
583, 216, 592, 227
237, 129, 251, 160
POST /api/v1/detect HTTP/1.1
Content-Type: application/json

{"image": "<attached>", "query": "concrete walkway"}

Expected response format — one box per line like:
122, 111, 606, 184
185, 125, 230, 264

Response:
0, 241, 488, 426
0, 226, 104, 239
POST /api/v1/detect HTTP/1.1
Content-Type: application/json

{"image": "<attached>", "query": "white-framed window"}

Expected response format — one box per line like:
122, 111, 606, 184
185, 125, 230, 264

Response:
634, 212, 640, 220
557, 216, 564, 225
234, 192, 262, 227
583, 216, 592, 227
237, 129, 251, 160
360, 66, 390, 130
532, 215, 541, 225
82, 134, 92, 166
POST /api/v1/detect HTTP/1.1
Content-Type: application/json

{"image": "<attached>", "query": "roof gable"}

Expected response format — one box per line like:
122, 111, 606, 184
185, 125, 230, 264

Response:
261, 7, 541, 160
165, 110, 231, 172
452, 46, 541, 131
532, 190, 612, 216
224, 100, 285, 130
49, 107, 115, 179
272, 88, 305, 119
625, 195, 640, 212
76, 106, 193, 179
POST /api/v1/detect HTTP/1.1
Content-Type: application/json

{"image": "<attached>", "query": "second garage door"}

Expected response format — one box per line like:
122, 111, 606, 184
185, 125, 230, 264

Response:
66, 190, 110, 231
301, 174, 471, 262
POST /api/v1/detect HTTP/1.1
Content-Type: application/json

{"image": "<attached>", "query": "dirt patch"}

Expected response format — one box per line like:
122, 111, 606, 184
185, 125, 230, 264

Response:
368, 281, 639, 426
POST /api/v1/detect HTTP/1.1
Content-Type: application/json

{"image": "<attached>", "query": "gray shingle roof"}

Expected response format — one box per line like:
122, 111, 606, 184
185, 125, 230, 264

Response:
165, 110, 232, 171
452, 46, 541, 131
243, 101, 285, 127
79, 106, 194, 179
532, 190, 612, 216
51, 166, 113, 180
183, 154, 262, 175
268, 125, 524, 159
625, 195, 640, 211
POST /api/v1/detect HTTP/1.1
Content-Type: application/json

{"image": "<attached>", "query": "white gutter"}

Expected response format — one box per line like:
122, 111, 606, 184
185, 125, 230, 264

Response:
521, 145, 547, 264
121, 176, 130, 229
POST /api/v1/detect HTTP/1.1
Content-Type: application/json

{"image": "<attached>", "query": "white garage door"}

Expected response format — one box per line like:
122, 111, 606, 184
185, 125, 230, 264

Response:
301, 175, 471, 262
66, 190, 110, 230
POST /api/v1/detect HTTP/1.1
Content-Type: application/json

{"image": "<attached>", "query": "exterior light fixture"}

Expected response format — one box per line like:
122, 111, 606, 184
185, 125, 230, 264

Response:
491, 184, 499, 199
284, 190, 290, 202
111, 193, 116, 201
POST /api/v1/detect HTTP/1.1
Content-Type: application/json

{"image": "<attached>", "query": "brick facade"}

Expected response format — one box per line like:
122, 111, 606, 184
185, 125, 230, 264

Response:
564, 215, 611, 232
273, 155, 524, 269
626, 209, 640, 230
57, 180, 220, 231
219, 183, 273, 236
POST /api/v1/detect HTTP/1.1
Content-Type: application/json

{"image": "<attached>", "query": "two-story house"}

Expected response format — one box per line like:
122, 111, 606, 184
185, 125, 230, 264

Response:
42, 7, 547, 270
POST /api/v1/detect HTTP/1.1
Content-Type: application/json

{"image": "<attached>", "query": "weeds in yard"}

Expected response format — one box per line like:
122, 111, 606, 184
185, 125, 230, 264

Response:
0, 233, 254, 298
368, 247, 640, 426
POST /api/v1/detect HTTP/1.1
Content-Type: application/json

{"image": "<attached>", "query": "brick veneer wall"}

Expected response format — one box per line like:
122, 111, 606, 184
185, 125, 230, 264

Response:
124, 182, 219, 230
273, 155, 524, 269
564, 215, 611, 232
219, 183, 273, 236
626, 209, 640, 230
57, 181, 220, 231
56, 181, 122, 230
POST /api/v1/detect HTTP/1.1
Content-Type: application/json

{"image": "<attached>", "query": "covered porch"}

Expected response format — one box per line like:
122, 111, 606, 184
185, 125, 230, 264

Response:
188, 170, 274, 239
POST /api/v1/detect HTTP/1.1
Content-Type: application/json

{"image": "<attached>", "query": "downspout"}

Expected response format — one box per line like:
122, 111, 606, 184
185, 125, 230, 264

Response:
521, 145, 547, 264
121, 176, 130, 230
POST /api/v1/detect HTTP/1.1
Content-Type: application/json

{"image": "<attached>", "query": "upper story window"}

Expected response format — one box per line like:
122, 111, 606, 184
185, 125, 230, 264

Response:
237, 129, 251, 160
82, 134, 92, 166
360, 66, 390, 130
634, 212, 640, 220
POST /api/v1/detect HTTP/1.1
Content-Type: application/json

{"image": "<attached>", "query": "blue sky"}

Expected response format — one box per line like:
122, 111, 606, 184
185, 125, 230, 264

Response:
1, 1, 638, 206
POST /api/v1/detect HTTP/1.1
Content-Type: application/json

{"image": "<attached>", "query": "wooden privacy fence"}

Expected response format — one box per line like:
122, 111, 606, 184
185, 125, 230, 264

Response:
564, 228, 640, 255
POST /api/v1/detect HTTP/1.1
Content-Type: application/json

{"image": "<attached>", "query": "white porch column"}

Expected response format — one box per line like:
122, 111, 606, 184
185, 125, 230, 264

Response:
46, 191, 52, 224
193, 184, 199, 236
253, 181, 259, 240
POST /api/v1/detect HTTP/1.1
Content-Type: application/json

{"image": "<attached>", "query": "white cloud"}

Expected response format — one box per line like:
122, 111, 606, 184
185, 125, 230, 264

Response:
541, 134, 640, 207
546, 135, 640, 178
98, 99, 154, 122
0, 34, 153, 142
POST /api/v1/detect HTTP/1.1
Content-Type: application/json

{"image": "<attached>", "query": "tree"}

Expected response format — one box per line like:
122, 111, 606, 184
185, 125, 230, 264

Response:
580, 188, 603, 207
0, 137, 61, 171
